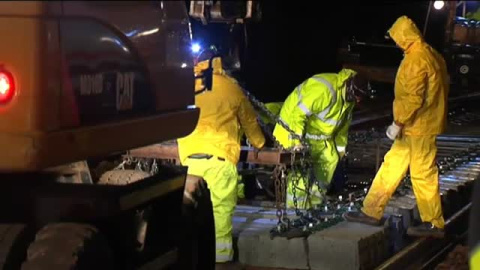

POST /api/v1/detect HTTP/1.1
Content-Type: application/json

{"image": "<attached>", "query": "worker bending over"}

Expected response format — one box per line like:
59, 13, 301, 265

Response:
273, 69, 369, 209
344, 16, 449, 238
178, 48, 265, 268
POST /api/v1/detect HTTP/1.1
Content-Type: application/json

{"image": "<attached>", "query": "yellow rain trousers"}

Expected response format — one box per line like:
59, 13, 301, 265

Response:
273, 69, 356, 209
470, 177, 480, 269
362, 136, 444, 228
178, 57, 265, 262
472, 249, 480, 270
237, 174, 245, 199
362, 16, 449, 229
183, 157, 238, 263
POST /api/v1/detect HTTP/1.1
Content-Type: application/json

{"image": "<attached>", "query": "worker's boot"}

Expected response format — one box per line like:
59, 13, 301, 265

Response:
407, 223, 445, 238
343, 210, 382, 226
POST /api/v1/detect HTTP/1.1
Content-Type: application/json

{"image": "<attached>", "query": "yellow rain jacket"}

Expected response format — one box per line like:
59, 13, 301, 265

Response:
273, 69, 357, 209
362, 16, 448, 229
178, 57, 265, 164
273, 69, 356, 151
178, 57, 265, 262
389, 16, 449, 135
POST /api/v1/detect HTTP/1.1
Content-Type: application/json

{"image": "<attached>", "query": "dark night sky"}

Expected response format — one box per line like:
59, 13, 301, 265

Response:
191, 1, 449, 102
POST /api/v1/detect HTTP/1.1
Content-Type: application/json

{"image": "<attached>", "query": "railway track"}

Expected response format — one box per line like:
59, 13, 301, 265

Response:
125, 115, 480, 269
231, 96, 480, 269
219, 133, 477, 270
344, 133, 478, 270
375, 204, 470, 270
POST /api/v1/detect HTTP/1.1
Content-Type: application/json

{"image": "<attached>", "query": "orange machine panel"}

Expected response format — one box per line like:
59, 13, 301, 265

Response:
0, 1, 199, 172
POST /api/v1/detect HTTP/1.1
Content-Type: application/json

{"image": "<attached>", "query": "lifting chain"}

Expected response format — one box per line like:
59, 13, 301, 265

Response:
257, 119, 277, 144
273, 164, 288, 231
135, 160, 144, 171
225, 70, 310, 149
290, 152, 302, 217
150, 159, 159, 175
242, 88, 309, 148
116, 156, 160, 176
115, 156, 136, 170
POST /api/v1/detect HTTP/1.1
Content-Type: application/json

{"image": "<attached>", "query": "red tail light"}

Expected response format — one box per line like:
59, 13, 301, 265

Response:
0, 70, 15, 104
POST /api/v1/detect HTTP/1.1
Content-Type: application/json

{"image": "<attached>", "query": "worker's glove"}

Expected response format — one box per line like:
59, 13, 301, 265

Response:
293, 144, 305, 152
386, 122, 402, 141
336, 146, 346, 159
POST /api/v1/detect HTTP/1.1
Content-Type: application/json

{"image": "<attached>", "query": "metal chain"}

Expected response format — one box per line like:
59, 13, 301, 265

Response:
290, 152, 302, 216
257, 117, 277, 144
135, 160, 143, 171
150, 159, 159, 175
273, 164, 288, 231
115, 156, 136, 170
115, 160, 127, 170
280, 166, 287, 217
225, 70, 309, 149
279, 166, 289, 229
243, 89, 309, 148
273, 165, 282, 223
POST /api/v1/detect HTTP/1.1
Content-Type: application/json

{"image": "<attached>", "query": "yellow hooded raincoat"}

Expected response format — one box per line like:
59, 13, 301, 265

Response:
362, 16, 449, 229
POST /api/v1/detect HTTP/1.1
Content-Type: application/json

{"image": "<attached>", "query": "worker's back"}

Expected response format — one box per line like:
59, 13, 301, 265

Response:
273, 70, 356, 148
405, 43, 449, 135
178, 58, 264, 165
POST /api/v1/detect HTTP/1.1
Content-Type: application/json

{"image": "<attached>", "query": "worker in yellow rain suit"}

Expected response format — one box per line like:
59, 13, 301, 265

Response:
177, 48, 265, 267
273, 69, 370, 209
344, 16, 449, 238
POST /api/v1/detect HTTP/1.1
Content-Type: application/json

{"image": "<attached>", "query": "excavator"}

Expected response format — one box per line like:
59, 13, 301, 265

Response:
0, 1, 259, 269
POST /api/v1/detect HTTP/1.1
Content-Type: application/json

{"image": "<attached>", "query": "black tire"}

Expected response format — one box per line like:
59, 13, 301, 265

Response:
0, 224, 33, 269
98, 170, 150, 185
21, 223, 113, 270
176, 179, 216, 270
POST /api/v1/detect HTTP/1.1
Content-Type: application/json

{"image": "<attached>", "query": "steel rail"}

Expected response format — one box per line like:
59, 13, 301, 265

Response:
375, 203, 471, 270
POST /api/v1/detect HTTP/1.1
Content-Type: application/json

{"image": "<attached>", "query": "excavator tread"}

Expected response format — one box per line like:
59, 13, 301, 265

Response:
98, 169, 150, 185
0, 224, 32, 269
21, 223, 113, 270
